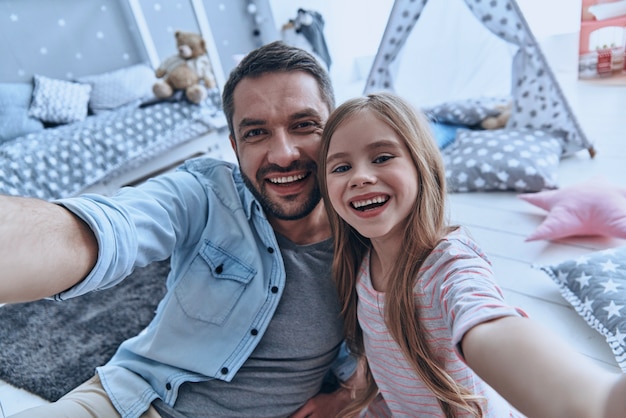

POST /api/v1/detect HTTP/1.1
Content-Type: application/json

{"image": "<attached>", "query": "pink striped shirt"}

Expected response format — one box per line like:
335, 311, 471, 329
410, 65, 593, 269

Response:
358, 228, 526, 417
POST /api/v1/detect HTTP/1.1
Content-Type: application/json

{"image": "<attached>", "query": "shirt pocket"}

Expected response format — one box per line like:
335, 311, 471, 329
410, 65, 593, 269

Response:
174, 240, 256, 325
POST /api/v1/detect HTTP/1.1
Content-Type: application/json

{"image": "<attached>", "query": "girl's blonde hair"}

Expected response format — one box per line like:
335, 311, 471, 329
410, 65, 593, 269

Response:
318, 92, 484, 417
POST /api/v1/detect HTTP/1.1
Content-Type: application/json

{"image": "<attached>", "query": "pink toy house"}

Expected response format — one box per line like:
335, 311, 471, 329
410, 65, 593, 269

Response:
579, 0, 626, 81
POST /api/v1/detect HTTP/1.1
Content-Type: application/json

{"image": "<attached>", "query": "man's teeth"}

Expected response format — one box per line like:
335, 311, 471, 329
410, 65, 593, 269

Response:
269, 173, 305, 184
352, 196, 388, 209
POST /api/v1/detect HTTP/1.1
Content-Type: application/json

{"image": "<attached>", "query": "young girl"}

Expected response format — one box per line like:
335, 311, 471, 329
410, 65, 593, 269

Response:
318, 92, 626, 418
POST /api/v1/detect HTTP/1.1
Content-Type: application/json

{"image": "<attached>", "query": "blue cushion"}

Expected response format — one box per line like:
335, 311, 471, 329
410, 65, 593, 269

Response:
429, 121, 463, 150
0, 83, 45, 143
0, 82, 32, 107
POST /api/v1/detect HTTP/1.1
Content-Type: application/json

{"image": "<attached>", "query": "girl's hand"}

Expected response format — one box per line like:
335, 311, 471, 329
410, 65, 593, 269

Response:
289, 387, 352, 418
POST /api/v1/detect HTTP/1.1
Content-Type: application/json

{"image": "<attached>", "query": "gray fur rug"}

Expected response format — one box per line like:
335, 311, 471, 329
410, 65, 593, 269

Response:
0, 260, 169, 401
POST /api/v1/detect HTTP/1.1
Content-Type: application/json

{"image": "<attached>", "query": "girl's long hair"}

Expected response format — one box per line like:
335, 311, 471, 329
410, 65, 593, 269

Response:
319, 92, 484, 417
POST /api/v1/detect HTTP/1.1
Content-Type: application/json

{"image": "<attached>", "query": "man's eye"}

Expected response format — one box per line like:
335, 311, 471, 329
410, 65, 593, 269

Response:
294, 121, 321, 132
242, 129, 264, 140
373, 155, 393, 164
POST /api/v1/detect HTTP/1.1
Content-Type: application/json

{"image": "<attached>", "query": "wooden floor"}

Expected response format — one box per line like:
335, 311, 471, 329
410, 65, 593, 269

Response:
1, 76, 625, 416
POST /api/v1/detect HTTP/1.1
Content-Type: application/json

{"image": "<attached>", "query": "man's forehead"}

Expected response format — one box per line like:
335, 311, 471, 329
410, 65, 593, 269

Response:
232, 72, 327, 119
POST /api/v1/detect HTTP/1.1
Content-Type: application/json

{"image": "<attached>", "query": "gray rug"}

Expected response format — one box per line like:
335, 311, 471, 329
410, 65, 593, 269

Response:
0, 259, 169, 402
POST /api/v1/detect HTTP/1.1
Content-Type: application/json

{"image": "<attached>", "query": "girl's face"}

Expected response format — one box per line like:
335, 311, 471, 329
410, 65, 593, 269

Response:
325, 110, 418, 243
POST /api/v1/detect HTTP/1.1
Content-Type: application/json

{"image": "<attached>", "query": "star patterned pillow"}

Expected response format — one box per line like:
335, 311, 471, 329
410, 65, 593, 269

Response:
442, 128, 562, 193
537, 246, 626, 371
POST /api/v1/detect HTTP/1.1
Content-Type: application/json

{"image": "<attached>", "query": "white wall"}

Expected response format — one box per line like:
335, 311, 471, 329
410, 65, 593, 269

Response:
517, 0, 582, 38
517, 0, 583, 78
269, 0, 394, 102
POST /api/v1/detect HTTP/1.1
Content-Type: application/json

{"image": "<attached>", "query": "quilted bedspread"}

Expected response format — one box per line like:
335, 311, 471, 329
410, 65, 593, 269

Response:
0, 100, 224, 200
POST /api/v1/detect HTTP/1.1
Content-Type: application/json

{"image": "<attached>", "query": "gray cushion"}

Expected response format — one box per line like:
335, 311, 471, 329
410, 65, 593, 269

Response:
538, 246, 626, 372
424, 96, 508, 126
28, 75, 91, 124
442, 129, 562, 193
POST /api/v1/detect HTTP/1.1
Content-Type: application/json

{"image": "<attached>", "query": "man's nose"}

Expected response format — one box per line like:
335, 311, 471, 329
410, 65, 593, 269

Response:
267, 130, 300, 166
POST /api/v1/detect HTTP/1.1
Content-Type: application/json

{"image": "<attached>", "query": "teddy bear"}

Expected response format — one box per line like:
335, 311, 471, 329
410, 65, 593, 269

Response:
480, 101, 512, 130
152, 31, 217, 104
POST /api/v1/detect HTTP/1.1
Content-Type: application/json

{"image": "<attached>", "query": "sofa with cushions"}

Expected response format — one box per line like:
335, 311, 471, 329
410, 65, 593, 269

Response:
0, 63, 233, 200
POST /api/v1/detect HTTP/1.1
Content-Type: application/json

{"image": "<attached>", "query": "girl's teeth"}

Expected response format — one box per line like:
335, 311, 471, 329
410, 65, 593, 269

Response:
352, 196, 387, 208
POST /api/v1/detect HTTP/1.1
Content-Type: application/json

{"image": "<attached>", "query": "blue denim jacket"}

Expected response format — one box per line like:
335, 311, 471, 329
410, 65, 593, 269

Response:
56, 157, 355, 418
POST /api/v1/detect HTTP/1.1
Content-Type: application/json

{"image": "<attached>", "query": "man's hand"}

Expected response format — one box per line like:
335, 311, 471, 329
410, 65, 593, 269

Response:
289, 387, 351, 418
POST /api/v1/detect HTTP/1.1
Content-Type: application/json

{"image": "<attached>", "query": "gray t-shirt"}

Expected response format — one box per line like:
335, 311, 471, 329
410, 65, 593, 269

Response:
153, 234, 344, 417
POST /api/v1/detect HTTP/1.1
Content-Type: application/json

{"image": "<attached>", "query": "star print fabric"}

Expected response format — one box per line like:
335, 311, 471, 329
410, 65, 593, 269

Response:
537, 246, 626, 371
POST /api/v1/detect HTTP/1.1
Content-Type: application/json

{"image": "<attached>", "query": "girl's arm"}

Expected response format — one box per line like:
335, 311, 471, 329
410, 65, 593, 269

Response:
462, 315, 626, 418
0, 195, 98, 303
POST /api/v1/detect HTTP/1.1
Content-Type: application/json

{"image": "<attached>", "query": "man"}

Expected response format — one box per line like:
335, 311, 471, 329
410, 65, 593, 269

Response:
0, 41, 357, 418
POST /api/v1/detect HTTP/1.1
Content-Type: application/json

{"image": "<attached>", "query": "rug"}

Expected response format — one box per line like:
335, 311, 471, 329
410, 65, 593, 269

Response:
0, 259, 169, 402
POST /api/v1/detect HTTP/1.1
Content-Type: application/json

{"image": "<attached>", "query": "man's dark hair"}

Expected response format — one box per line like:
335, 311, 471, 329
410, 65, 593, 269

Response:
222, 41, 335, 139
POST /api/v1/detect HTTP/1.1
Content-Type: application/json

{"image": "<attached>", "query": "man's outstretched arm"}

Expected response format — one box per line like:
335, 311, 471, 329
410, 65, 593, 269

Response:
0, 195, 97, 303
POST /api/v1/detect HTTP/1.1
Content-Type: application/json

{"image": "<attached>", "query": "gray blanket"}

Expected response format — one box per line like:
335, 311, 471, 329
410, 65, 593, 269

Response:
0, 260, 169, 401
0, 100, 218, 200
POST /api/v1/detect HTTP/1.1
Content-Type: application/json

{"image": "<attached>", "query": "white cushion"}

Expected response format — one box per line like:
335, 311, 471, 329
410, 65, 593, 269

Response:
77, 63, 156, 112
28, 75, 91, 124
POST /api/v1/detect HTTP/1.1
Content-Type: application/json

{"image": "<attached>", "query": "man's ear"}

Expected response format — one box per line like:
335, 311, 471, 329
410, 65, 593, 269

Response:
229, 135, 237, 153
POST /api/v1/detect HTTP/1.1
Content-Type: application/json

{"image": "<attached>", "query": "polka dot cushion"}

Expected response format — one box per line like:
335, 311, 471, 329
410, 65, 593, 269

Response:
442, 129, 562, 193
424, 97, 508, 127
28, 75, 91, 124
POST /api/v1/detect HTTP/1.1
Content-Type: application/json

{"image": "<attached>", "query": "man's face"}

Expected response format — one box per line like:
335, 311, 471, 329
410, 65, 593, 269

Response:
230, 71, 330, 221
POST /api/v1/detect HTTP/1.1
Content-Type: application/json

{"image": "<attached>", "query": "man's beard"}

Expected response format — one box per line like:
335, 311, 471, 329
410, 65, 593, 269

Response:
241, 162, 322, 221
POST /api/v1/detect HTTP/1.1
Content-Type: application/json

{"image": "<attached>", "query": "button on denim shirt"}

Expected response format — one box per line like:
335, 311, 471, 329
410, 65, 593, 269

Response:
55, 157, 355, 418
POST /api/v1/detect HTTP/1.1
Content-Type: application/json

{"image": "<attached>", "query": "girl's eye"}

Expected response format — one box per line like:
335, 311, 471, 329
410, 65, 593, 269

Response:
373, 154, 393, 164
331, 164, 350, 174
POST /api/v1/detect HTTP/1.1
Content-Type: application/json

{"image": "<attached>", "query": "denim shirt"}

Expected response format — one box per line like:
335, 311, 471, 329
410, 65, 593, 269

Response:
55, 157, 355, 418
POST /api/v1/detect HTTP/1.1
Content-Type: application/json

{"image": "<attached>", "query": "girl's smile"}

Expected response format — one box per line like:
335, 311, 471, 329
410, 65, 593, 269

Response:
350, 193, 389, 211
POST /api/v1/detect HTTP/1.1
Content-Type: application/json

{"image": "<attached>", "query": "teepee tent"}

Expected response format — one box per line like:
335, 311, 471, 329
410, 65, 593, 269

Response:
364, 0, 594, 157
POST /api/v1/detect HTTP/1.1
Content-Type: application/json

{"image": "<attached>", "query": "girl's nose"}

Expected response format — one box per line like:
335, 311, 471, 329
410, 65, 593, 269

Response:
349, 166, 376, 188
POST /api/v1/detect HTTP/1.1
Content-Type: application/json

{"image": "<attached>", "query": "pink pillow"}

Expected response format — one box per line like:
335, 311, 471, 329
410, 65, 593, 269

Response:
518, 176, 626, 241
